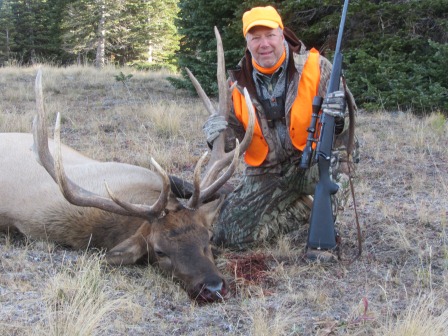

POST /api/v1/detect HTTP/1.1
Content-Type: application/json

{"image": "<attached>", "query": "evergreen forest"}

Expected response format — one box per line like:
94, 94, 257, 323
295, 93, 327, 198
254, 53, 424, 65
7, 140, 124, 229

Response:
1, 0, 447, 113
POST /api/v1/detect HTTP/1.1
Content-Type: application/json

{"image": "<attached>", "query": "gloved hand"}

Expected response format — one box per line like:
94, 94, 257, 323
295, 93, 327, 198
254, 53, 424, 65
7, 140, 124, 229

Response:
322, 90, 346, 118
202, 114, 228, 144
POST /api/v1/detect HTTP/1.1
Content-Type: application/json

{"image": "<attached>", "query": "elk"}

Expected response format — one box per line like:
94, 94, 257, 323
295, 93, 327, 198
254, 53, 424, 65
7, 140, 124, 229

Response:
0, 28, 255, 303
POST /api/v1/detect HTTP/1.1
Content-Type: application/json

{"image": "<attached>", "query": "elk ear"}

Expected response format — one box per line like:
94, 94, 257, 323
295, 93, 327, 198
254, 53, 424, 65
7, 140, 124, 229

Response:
197, 196, 225, 229
106, 223, 152, 265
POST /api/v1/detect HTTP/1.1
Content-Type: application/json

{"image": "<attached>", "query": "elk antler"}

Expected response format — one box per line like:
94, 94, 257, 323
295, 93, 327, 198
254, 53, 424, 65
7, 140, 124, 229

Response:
186, 27, 255, 208
32, 69, 170, 219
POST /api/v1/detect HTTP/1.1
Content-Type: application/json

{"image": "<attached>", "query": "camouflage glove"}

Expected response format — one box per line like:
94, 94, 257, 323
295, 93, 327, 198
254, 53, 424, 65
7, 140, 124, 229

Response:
322, 90, 346, 118
202, 114, 228, 144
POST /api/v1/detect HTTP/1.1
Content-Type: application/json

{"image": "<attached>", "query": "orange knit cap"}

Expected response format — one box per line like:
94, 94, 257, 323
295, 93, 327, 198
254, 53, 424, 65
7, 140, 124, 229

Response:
242, 6, 284, 37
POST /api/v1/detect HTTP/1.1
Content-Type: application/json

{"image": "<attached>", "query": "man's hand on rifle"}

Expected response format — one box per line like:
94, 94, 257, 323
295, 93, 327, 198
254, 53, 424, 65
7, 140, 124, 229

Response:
322, 90, 346, 118
203, 114, 228, 144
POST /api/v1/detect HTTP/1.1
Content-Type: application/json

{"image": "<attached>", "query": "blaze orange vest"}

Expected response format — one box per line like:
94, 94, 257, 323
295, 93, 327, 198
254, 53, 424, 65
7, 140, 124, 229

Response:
232, 48, 321, 167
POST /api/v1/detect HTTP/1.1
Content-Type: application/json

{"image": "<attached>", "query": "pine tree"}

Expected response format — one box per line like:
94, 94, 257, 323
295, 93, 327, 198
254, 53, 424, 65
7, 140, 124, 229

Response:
61, 0, 125, 66
7, 0, 42, 63
0, 0, 72, 64
110, 0, 180, 69
0, 0, 16, 64
144, 0, 180, 68
60, 0, 179, 69
343, 0, 448, 112
45, 0, 75, 64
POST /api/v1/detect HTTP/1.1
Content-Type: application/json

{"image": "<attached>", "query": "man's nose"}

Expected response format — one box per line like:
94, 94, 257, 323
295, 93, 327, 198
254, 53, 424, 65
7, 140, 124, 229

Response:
259, 37, 270, 47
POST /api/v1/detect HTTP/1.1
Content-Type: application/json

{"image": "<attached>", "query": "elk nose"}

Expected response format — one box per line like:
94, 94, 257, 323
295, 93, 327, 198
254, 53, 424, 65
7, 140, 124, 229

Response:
205, 281, 223, 293
193, 278, 228, 303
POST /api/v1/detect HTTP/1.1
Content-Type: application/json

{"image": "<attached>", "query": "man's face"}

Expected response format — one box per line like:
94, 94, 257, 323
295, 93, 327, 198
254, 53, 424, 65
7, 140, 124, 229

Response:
246, 26, 284, 68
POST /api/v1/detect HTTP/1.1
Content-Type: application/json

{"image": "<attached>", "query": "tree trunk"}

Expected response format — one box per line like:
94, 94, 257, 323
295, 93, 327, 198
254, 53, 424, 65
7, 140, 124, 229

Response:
6, 29, 10, 62
95, 1, 106, 69
147, 44, 153, 63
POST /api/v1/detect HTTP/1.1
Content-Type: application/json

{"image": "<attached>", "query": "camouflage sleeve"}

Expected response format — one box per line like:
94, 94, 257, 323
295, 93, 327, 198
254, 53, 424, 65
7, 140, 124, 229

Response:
318, 55, 332, 97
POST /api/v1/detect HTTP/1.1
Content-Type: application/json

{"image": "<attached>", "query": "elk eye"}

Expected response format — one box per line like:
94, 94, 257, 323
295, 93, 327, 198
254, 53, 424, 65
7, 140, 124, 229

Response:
155, 250, 167, 258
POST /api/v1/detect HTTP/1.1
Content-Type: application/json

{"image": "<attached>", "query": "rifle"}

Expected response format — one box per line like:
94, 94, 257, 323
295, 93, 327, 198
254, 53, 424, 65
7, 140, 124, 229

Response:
299, 0, 350, 250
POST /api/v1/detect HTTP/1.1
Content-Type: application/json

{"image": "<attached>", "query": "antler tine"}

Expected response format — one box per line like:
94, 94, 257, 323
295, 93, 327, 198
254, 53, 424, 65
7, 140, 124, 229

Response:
198, 139, 240, 204
33, 70, 169, 220
206, 26, 229, 163
104, 158, 170, 218
215, 25, 230, 122
197, 27, 234, 190
199, 87, 255, 189
32, 68, 56, 180
186, 151, 208, 209
185, 67, 216, 116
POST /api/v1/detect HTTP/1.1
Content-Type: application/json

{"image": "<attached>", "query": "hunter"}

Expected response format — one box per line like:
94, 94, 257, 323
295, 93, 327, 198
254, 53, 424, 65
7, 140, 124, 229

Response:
204, 6, 358, 259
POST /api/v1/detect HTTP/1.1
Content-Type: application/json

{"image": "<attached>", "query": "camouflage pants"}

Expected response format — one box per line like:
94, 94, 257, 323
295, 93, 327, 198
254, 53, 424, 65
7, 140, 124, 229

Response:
212, 152, 354, 250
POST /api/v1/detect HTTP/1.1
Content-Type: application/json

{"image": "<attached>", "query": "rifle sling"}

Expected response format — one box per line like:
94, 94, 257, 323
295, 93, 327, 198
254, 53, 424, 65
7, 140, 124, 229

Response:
342, 77, 363, 265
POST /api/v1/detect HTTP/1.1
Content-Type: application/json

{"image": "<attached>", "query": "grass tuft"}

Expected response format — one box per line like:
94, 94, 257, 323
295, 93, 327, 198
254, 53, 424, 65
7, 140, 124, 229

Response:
38, 253, 129, 335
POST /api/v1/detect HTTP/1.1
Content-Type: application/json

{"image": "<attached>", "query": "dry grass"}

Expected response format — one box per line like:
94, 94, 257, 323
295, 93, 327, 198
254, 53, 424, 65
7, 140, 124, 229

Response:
1, 65, 447, 335
37, 253, 130, 335
375, 293, 448, 336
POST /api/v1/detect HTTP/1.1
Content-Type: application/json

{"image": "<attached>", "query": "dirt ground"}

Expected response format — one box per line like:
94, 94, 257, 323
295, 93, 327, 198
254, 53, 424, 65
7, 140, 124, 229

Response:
1, 66, 447, 335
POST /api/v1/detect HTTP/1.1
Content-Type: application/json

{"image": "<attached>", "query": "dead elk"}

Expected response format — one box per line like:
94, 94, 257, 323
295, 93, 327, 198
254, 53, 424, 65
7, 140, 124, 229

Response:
0, 89, 223, 303
0, 30, 255, 303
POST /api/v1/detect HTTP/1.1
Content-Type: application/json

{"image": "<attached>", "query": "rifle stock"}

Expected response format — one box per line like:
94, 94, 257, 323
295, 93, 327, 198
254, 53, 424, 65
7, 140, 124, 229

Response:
306, 0, 350, 250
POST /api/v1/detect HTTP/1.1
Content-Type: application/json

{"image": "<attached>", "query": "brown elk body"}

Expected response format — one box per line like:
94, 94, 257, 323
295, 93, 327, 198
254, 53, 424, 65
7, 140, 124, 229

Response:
0, 28, 255, 303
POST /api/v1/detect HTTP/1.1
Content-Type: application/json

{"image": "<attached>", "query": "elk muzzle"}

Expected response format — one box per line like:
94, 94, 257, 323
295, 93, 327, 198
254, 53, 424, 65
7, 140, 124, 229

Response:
188, 272, 228, 303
